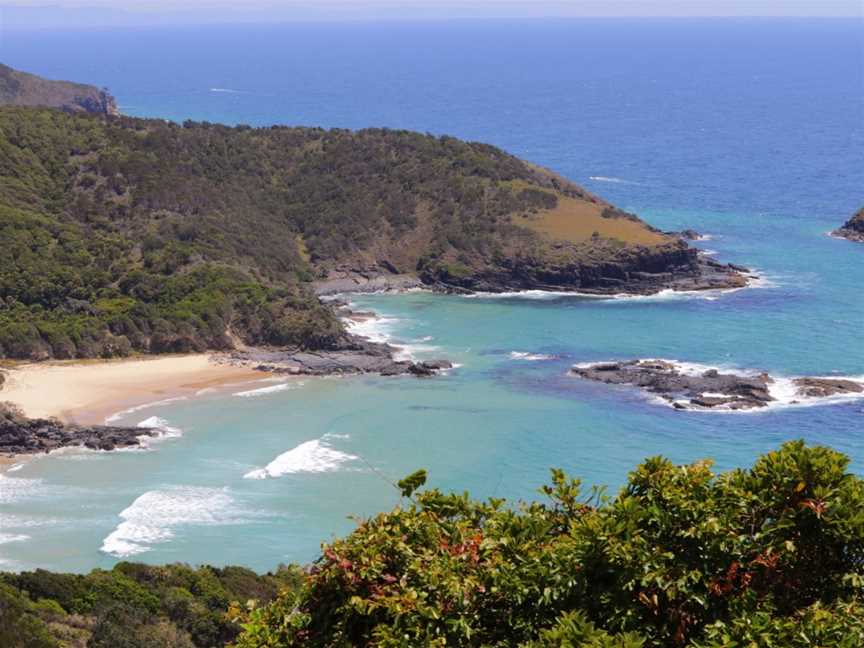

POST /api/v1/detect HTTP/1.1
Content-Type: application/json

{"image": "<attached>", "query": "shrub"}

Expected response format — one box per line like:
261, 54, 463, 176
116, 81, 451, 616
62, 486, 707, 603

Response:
233, 441, 864, 647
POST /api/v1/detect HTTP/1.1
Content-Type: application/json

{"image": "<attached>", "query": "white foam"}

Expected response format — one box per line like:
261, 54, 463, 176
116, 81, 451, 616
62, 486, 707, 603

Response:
233, 382, 299, 398
461, 285, 749, 302
0, 474, 45, 505
588, 175, 643, 185
244, 439, 357, 480
343, 312, 438, 361
577, 359, 864, 413
100, 486, 241, 557
104, 396, 188, 424
343, 314, 400, 344
210, 87, 245, 93
510, 351, 555, 361
0, 533, 29, 545
393, 342, 441, 362
135, 416, 183, 446
462, 289, 585, 300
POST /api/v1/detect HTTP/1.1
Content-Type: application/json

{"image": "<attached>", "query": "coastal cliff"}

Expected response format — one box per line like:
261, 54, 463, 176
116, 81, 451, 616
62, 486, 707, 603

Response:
0, 64, 118, 115
0, 106, 748, 361
832, 207, 864, 243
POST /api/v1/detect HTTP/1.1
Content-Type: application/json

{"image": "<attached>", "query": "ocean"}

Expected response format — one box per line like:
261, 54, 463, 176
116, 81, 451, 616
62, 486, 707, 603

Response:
0, 18, 862, 572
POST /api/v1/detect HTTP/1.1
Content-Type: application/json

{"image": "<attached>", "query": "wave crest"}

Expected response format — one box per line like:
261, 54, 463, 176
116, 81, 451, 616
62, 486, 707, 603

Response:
244, 439, 357, 480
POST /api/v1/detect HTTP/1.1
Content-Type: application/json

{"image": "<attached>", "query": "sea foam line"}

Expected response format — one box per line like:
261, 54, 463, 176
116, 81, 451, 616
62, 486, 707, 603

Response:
104, 396, 189, 424
233, 381, 300, 398
588, 175, 643, 185
462, 270, 773, 303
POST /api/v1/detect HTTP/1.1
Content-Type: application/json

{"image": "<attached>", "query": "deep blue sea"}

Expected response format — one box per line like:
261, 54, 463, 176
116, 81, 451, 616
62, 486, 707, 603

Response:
1, 19, 862, 572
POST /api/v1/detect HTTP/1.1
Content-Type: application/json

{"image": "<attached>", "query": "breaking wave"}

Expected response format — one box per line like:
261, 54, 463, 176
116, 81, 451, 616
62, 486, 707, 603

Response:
244, 439, 357, 480
100, 486, 243, 557
136, 416, 183, 443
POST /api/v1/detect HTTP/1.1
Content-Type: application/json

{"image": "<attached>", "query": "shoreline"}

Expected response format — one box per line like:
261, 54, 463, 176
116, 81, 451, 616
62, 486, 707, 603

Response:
0, 354, 261, 427
328, 268, 763, 301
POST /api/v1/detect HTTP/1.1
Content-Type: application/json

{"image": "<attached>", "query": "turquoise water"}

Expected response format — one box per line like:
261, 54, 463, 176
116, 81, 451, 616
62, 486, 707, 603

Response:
0, 19, 862, 572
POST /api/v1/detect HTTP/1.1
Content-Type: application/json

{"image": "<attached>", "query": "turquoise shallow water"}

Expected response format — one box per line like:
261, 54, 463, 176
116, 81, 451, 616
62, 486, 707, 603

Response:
0, 19, 862, 571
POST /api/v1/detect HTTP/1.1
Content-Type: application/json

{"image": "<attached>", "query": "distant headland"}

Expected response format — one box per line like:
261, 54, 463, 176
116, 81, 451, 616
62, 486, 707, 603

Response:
0, 63, 118, 115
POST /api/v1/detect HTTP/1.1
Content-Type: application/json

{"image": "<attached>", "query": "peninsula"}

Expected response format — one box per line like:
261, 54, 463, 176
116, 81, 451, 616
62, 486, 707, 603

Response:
0, 94, 749, 364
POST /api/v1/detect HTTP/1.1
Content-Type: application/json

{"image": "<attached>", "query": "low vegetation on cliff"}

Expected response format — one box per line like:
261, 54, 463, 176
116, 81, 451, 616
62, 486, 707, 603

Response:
0, 105, 696, 360
2, 442, 862, 647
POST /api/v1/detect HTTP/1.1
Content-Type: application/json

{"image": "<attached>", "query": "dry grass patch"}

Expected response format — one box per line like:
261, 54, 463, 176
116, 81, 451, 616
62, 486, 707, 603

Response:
511, 188, 671, 248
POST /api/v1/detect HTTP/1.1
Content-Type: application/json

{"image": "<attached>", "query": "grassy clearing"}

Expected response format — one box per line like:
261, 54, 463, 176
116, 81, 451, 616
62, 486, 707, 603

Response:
508, 182, 671, 247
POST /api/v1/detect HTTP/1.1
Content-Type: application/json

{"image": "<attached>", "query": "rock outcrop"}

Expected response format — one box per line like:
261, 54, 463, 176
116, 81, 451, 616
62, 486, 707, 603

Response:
570, 360, 863, 411
219, 336, 452, 378
314, 270, 424, 296
0, 404, 157, 456
832, 207, 864, 243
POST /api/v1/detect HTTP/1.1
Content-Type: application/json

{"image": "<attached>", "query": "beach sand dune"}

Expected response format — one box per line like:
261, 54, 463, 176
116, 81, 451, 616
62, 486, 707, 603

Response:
0, 355, 259, 426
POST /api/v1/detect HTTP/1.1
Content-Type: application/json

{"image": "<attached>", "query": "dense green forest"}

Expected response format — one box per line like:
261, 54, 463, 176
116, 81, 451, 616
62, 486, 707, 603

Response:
3, 441, 862, 647
0, 107, 669, 361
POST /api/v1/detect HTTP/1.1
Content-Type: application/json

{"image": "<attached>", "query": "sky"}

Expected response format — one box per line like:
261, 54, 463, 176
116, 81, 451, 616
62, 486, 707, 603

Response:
1, 0, 861, 29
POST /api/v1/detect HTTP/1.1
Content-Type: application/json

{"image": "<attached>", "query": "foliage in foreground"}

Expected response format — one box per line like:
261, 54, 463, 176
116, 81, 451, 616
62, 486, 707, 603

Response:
1, 442, 860, 647
233, 441, 864, 647
0, 563, 302, 648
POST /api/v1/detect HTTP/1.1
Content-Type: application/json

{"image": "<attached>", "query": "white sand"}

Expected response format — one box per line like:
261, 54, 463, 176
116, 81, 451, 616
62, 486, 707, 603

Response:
0, 355, 260, 425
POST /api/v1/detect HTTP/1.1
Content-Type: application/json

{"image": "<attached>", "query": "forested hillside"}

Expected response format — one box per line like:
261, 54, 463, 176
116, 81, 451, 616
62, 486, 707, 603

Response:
0, 107, 703, 360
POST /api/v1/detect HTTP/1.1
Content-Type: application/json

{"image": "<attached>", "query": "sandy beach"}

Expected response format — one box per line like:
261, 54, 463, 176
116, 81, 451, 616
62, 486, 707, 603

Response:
0, 355, 261, 426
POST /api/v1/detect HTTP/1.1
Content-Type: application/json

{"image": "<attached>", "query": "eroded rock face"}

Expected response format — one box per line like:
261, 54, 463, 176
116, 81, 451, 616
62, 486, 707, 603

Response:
570, 360, 864, 411
424, 246, 751, 296
0, 406, 156, 456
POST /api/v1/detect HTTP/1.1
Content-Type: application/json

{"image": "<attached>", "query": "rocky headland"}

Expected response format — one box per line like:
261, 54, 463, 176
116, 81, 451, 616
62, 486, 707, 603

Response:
0, 63, 118, 115
0, 102, 757, 362
832, 207, 864, 243
570, 359, 864, 411
0, 403, 158, 457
